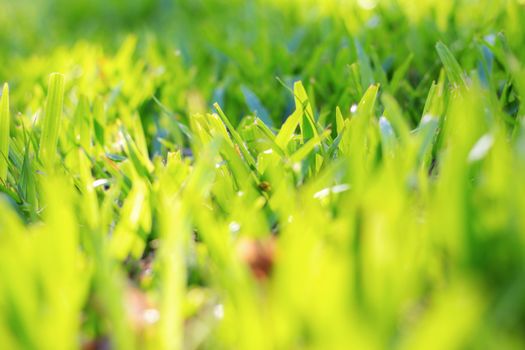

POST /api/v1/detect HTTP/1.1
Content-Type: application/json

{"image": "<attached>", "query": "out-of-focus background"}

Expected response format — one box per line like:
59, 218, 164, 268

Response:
1, 0, 524, 127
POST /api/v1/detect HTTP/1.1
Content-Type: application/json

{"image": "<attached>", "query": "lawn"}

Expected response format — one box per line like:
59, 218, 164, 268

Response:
1, 0, 525, 349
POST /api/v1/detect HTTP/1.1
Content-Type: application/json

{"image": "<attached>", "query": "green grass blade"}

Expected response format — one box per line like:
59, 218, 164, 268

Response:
289, 130, 330, 164
355, 38, 375, 89
241, 85, 273, 127
213, 103, 258, 170
294, 81, 318, 142
436, 42, 467, 88
39, 73, 65, 167
379, 116, 397, 158
275, 108, 301, 151
0, 83, 9, 181
389, 53, 413, 93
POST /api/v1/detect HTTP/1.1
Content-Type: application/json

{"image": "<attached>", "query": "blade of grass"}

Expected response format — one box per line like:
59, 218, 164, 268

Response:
355, 38, 375, 89
294, 81, 318, 143
0, 83, 9, 181
213, 103, 258, 170
39, 73, 65, 167
241, 85, 273, 128
289, 130, 330, 164
436, 42, 467, 88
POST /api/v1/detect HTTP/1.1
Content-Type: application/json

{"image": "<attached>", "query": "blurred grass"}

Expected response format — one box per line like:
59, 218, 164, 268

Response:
0, 0, 525, 349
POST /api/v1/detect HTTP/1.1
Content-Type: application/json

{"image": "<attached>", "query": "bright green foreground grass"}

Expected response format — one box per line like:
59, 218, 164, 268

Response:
1, 0, 525, 349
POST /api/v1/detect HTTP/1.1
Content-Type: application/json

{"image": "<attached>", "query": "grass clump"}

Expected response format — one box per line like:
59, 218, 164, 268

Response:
1, 0, 525, 349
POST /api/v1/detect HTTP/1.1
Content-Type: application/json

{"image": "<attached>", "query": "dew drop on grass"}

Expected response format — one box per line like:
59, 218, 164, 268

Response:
93, 179, 110, 188
468, 134, 494, 162
313, 184, 351, 199
358, 0, 378, 10
143, 308, 160, 324
213, 304, 224, 319
229, 221, 241, 234
420, 114, 436, 125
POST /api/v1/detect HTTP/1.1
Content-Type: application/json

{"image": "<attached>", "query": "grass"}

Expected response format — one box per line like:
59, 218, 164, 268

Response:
0, 83, 9, 181
39, 73, 65, 167
0, 0, 525, 349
